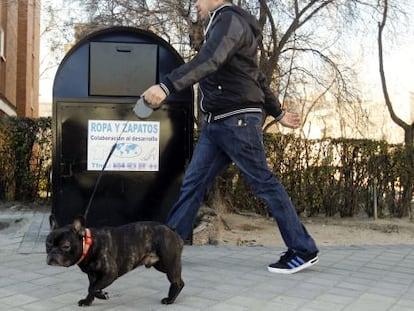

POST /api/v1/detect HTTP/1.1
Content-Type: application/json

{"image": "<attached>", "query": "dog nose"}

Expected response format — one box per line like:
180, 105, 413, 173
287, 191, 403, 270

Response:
46, 255, 56, 266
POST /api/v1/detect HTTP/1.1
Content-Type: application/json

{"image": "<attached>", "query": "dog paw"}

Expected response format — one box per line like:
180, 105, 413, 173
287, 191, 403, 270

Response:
161, 297, 174, 304
161, 280, 185, 304
94, 290, 109, 300
78, 298, 93, 307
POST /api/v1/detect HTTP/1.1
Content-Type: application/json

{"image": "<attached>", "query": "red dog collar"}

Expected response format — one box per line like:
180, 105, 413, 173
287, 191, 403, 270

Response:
76, 228, 93, 265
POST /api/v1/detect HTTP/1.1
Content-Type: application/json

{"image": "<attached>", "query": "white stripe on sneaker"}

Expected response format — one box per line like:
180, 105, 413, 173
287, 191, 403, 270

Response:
267, 255, 319, 274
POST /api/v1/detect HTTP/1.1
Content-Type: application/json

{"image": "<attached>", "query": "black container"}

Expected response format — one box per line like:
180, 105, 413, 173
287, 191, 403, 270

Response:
52, 27, 193, 227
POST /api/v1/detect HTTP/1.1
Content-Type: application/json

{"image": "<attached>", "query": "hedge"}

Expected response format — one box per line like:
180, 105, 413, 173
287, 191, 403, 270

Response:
208, 134, 413, 218
0, 116, 412, 218
0, 117, 52, 201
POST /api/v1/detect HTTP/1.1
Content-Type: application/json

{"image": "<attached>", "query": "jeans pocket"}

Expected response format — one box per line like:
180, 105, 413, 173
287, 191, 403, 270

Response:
231, 114, 264, 150
225, 113, 262, 128
244, 113, 263, 128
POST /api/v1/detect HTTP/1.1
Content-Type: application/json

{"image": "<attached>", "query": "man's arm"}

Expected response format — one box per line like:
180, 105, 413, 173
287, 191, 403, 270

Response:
142, 12, 244, 106
257, 71, 285, 121
258, 72, 301, 129
161, 12, 243, 93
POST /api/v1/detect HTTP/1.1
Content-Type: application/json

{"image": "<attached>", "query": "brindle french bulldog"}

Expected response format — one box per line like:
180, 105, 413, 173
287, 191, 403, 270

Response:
46, 215, 184, 307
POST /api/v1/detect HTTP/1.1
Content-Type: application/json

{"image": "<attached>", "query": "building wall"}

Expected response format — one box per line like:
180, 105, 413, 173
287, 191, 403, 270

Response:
0, 0, 40, 117
411, 92, 414, 123
4, 0, 18, 113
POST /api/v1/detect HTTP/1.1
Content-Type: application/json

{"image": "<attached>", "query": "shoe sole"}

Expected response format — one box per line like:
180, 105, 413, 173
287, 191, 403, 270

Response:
267, 256, 319, 274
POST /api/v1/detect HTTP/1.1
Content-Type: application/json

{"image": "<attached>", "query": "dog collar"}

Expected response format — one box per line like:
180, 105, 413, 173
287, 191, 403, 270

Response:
76, 228, 93, 265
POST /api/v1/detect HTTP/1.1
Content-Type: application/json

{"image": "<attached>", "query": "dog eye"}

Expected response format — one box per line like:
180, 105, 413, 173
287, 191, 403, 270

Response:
61, 242, 71, 251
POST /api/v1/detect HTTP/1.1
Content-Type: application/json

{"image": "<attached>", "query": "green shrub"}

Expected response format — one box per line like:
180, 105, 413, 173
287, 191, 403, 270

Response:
210, 133, 412, 218
0, 116, 52, 201
0, 117, 411, 218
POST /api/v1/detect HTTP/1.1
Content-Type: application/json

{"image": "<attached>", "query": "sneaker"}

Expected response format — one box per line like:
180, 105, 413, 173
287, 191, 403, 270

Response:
268, 250, 319, 274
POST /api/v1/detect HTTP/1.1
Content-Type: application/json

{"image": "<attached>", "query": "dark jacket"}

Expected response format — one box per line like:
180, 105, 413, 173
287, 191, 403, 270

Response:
161, 3, 284, 122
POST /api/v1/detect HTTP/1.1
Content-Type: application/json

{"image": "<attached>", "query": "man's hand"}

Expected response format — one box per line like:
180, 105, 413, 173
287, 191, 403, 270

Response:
279, 111, 301, 129
141, 85, 166, 109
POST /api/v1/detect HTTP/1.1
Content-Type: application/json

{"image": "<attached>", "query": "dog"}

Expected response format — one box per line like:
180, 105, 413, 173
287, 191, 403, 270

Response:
46, 215, 184, 306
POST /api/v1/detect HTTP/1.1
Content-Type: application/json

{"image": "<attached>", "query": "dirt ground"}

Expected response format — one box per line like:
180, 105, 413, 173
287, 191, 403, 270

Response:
193, 209, 414, 247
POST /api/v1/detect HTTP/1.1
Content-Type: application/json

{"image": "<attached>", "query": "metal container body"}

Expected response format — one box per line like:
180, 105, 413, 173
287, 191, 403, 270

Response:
52, 27, 193, 227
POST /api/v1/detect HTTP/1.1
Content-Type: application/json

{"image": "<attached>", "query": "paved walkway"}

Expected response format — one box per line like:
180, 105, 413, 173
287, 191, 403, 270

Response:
0, 210, 413, 310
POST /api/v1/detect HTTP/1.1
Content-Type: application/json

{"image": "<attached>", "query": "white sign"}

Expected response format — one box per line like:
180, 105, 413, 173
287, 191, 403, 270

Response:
87, 120, 160, 171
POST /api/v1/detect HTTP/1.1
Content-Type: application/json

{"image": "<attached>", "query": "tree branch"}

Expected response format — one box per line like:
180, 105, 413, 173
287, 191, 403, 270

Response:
377, 0, 409, 131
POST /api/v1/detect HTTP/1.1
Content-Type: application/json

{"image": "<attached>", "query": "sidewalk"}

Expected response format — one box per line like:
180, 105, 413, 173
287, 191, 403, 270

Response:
0, 210, 413, 311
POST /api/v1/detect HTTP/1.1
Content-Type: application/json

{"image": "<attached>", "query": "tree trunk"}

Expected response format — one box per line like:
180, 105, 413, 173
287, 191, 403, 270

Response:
378, 0, 414, 217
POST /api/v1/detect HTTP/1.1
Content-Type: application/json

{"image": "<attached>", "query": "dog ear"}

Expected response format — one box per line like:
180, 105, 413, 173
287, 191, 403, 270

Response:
49, 214, 59, 230
72, 216, 86, 235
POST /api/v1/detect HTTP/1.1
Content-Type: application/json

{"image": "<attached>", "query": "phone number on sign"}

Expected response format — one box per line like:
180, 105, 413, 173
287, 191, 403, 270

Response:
111, 162, 158, 170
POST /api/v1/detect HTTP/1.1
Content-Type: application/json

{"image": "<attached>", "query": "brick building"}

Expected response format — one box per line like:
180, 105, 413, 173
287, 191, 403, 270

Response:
0, 0, 40, 117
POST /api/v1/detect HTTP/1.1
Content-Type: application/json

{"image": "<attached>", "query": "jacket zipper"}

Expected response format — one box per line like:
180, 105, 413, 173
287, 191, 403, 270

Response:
205, 3, 233, 36
199, 85, 206, 113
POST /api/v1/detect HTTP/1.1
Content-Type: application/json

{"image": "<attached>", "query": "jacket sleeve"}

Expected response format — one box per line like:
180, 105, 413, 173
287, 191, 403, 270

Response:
161, 12, 243, 93
258, 71, 285, 121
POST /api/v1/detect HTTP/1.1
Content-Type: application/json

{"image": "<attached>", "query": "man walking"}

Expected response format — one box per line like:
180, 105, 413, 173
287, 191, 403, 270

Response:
142, 0, 319, 274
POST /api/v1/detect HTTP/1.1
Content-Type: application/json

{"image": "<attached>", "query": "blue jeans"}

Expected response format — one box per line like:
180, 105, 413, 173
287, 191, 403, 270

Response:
167, 113, 318, 254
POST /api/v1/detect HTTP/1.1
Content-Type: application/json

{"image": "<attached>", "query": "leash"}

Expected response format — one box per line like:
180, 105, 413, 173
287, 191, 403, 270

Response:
83, 120, 130, 222
83, 97, 157, 224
